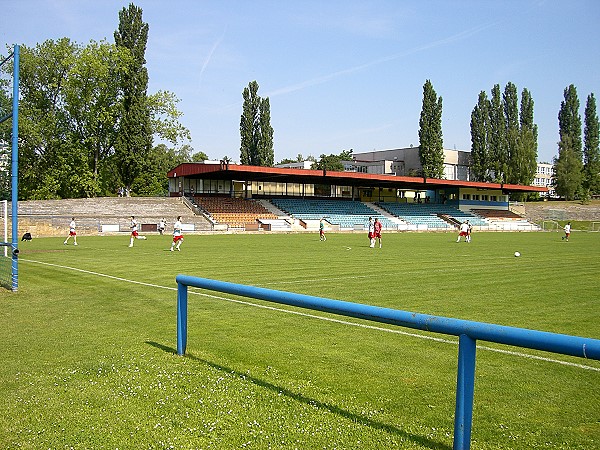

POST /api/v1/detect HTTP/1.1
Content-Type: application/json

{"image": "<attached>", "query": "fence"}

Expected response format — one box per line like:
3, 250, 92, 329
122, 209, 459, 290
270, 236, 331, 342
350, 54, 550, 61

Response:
175, 275, 600, 450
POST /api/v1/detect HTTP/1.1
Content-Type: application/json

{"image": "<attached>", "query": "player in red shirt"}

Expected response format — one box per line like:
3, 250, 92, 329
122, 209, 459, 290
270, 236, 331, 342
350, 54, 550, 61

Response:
373, 218, 382, 248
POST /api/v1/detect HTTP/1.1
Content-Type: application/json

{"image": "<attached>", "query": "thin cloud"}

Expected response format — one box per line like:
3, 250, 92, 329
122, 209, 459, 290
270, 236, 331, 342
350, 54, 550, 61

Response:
265, 20, 501, 98
198, 28, 226, 88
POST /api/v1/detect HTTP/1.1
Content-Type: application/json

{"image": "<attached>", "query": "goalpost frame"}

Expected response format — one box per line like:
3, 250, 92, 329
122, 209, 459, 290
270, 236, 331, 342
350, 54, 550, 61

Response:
0, 45, 20, 290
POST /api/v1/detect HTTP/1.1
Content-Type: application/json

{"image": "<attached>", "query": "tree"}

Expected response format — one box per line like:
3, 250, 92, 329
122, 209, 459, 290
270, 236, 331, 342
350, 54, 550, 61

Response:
192, 150, 209, 162
113, 3, 152, 191
64, 40, 131, 194
240, 81, 274, 166
583, 93, 600, 195
418, 80, 444, 178
512, 88, 538, 190
311, 149, 352, 172
503, 82, 519, 184
553, 135, 583, 200
470, 91, 490, 182
554, 84, 583, 198
489, 84, 507, 183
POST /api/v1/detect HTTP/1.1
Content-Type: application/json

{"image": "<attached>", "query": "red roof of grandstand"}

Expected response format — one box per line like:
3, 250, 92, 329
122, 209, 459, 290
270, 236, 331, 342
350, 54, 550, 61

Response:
167, 163, 547, 193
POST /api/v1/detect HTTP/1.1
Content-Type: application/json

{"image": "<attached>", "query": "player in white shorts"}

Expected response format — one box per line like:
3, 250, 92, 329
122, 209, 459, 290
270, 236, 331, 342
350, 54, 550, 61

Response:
170, 216, 183, 251
129, 216, 147, 247
64, 217, 78, 246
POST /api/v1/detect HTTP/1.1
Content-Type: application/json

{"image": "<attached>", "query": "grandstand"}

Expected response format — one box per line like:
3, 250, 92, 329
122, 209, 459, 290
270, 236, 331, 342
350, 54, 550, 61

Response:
14, 197, 213, 237
375, 202, 490, 229
193, 196, 278, 229
269, 198, 398, 229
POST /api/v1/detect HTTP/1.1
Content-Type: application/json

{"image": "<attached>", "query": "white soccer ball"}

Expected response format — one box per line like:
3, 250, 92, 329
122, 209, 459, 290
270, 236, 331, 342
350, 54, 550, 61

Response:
514, 251, 521, 257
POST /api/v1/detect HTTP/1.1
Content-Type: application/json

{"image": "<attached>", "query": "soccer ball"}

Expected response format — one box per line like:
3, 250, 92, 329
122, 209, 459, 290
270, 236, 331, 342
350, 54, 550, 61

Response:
514, 251, 521, 257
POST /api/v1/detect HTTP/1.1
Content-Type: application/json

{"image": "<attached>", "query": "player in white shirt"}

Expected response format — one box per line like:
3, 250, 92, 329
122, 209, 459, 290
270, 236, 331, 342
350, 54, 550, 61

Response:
63, 217, 78, 246
368, 217, 375, 248
170, 216, 184, 251
457, 221, 469, 243
129, 215, 147, 247
562, 222, 571, 241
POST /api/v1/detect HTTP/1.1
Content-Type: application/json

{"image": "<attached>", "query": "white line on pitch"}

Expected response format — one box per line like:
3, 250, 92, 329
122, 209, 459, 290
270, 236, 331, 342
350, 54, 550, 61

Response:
21, 258, 600, 372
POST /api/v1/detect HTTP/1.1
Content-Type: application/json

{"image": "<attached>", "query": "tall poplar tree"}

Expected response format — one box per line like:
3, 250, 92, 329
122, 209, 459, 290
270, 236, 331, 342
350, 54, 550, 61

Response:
488, 84, 507, 183
554, 84, 583, 199
503, 82, 519, 183
513, 88, 538, 187
240, 81, 274, 166
470, 91, 490, 181
113, 3, 152, 190
583, 93, 600, 195
418, 79, 444, 178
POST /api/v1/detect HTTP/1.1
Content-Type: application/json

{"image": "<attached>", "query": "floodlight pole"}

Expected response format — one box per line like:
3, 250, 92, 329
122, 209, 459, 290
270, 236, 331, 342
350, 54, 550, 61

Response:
11, 44, 19, 291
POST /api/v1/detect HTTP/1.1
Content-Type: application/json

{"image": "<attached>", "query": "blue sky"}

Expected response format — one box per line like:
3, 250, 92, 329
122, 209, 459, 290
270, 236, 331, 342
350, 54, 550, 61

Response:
3, 0, 599, 164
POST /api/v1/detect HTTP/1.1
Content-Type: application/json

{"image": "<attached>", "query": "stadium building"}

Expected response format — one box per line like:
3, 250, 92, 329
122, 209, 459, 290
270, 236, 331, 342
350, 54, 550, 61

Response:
167, 158, 546, 232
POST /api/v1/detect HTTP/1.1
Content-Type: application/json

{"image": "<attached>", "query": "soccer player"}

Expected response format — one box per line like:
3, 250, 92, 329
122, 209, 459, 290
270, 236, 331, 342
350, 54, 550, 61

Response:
374, 218, 382, 248
457, 221, 469, 243
562, 222, 571, 241
63, 217, 78, 246
319, 218, 327, 241
368, 217, 375, 248
129, 215, 147, 247
466, 220, 472, 243
170, 216, 184, 251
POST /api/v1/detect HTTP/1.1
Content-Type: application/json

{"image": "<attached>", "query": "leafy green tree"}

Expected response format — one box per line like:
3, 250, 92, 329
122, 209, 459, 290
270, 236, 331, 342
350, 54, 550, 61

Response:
418, 80, 444, 178
470, 91, 490, 181
583, 93, 600, 195
12, 39, 88, 199
554, 84, 583, 198
558, 84, 582, 160
489, 84, 507, 183
258, 97, 274, 166
64, 40, 131, 194
113, 3, 152, 191
240, 81, 274, 166
553, 135, 583, 200
311, 149, 352, 171
132, 143, 194, 196
191, 150, 209, 162
311, 154, 344, 172
147, 90, 191, 146
511, 88, 538, 190
503, 82, 520, 183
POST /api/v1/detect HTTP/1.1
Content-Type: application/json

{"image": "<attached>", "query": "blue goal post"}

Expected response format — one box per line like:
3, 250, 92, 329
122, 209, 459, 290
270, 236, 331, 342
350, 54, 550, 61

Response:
175, 274, 600, 450
0, 44, 20, 291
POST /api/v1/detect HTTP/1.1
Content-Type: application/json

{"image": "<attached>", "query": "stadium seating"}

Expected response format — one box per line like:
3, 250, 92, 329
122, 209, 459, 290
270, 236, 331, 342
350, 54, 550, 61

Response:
269, 198, 397, 229
194, 196, 278, 228
376, 203, 489, 229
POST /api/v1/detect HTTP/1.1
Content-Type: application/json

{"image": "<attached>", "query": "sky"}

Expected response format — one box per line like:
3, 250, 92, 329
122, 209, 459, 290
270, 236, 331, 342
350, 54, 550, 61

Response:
2, 0, 599, 164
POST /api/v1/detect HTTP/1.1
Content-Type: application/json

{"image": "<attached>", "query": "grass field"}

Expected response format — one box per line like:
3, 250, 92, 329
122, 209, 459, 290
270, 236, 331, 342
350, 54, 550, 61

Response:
1, 230, 599, 449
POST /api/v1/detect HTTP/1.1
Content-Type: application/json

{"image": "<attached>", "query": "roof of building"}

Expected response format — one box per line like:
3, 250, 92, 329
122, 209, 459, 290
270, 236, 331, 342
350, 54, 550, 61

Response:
167, 163, 547, 193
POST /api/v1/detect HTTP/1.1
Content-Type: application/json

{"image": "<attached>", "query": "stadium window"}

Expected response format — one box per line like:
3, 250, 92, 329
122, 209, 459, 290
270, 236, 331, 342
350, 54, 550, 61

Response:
473, 195, 480, 201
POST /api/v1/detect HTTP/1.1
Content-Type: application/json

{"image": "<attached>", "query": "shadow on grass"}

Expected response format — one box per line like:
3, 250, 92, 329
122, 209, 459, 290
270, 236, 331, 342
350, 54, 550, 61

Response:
145, 341, 452, 450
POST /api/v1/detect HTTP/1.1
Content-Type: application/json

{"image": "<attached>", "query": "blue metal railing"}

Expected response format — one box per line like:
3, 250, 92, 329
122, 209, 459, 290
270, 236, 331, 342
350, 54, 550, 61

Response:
175, 274, 600, 450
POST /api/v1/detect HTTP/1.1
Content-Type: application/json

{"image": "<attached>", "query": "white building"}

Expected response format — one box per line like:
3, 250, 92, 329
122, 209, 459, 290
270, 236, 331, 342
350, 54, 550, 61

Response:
346, 147, 472, 181
533, 162, 554, 197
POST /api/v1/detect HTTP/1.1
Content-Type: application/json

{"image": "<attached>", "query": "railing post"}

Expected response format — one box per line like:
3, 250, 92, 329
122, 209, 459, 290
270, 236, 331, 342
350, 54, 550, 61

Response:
177, 282, 188, 355
454, 334, 477, 450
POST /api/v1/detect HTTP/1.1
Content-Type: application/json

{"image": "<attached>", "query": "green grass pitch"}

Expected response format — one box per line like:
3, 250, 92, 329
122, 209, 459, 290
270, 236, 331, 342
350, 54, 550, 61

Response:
1, 231, 599, 449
